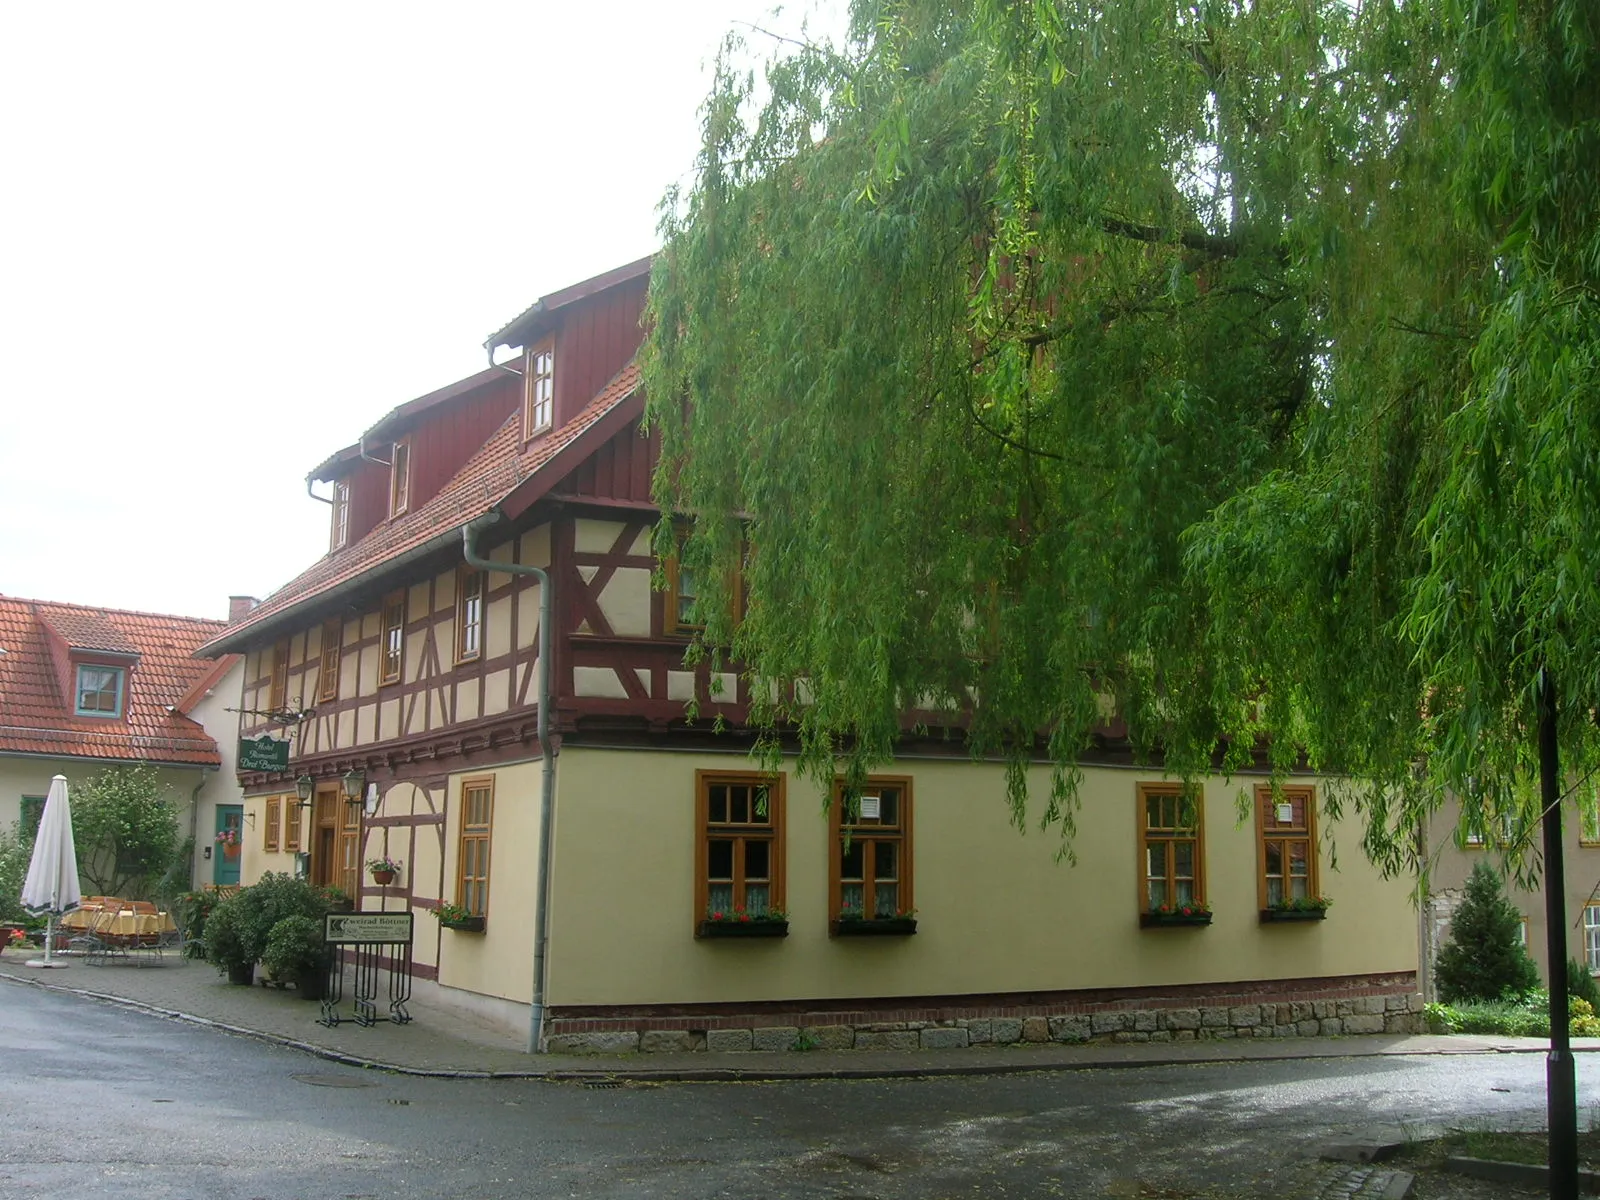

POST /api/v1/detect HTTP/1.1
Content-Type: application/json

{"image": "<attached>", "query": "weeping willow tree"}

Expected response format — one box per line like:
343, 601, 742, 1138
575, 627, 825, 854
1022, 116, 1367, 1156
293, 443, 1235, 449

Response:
642, 0, 1600, 875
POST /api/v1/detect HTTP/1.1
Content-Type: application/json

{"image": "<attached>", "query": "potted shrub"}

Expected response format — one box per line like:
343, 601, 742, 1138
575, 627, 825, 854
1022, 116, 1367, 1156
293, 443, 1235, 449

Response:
1261, 896, 1333, 923
830, 907, 917, 936
204, 897, 255, 985
435, 901, 486, 933
697, 904, 787, 939
1141, 902, 1213, 928
261, 915, 328, 1000
223, 872, 337, 976
367, 856, 403, 887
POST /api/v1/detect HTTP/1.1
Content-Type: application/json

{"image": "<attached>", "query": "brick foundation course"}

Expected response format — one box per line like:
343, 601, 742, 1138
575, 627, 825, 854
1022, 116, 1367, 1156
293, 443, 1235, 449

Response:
542, 974, 1425, 1054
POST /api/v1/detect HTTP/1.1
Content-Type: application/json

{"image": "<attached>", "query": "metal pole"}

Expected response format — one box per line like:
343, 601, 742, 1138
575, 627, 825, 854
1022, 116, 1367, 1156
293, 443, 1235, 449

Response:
1539, 668, 1577, 1200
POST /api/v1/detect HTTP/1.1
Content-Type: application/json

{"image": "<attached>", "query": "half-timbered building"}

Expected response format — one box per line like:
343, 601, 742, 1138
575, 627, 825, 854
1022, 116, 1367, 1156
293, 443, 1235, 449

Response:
200, 258, 1423, 1051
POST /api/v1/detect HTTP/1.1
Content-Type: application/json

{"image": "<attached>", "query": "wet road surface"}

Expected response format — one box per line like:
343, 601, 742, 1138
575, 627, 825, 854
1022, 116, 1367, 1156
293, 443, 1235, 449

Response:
1, 982, 1592, 1198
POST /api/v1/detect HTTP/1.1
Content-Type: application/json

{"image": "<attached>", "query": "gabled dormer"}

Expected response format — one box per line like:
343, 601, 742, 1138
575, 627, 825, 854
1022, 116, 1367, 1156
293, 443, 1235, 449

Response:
36, 607, 140, 721
488, 255, 652, 442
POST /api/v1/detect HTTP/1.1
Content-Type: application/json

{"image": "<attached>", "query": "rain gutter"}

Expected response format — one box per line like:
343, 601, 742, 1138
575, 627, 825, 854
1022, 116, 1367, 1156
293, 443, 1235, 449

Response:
462, 511, 555, 1055
189, 770, 209, 888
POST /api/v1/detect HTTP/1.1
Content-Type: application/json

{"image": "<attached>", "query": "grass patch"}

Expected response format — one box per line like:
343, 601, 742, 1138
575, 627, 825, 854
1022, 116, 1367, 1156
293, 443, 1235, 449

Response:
1401, 1129, 1600, 1171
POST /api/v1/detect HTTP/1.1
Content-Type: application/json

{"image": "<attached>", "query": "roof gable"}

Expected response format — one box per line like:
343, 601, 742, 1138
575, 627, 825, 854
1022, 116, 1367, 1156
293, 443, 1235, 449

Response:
199, 361, 644, 656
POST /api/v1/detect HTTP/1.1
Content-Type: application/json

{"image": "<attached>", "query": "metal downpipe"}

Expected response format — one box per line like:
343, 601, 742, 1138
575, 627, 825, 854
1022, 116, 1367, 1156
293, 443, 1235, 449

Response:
463, 512, 555, 1054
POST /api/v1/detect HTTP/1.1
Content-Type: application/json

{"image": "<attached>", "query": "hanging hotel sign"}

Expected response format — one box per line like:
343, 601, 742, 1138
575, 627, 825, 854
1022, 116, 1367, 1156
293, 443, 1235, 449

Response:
238, 735, 291, 772
324, 912, 414, 946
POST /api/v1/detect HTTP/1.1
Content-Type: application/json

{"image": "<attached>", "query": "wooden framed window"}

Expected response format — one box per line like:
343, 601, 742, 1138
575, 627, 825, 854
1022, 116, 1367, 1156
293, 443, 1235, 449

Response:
1139, 783, 1205, 912
1587, 906, 1600, 972
696, 772, 785, 928
1581, 786, 1600, 848
74, 665, 124, 717
330, 480, 350, 550
664, 527, 744, 636
285, 797, 302, 852
389, 438, 411, 517
317, 618, 341, 703
457, 776, 494, 918
664, 530, 701, 635
264, 797, 281, 851
829, 777, 913, 922
379, 593, 406, 685
1464, 809, 1516, 849
1256, 785, 1318, 909
455, 568, 485, 663
524, 340, 554, 438
337, 793, 361, 898
267, 642, 288, 712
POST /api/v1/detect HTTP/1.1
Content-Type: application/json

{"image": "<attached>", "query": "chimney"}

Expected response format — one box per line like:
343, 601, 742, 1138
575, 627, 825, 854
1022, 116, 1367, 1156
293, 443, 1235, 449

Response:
228, 596, 260, 624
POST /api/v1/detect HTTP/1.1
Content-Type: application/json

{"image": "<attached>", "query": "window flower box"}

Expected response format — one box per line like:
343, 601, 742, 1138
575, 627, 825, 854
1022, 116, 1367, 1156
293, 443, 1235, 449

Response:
697, 918, 788, 938
1260, 898, 1331, 923
1140, 908, 1212, 928
435, 903, 485, 933
831, 915, 917, 937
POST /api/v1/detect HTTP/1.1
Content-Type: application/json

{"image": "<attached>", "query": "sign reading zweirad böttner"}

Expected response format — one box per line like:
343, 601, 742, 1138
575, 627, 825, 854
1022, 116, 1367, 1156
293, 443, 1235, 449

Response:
324, 913, 414, 945
237, 735, 290, 772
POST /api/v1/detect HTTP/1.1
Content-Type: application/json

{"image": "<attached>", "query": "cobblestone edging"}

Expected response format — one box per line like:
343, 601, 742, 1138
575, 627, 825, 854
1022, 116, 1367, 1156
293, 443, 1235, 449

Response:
546, 994, 1425, 1054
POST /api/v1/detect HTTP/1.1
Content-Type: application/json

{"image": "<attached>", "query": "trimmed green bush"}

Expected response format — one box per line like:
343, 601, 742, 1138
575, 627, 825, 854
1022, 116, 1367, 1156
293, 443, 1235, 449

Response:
203, 897, 250, 977
1435, 861, 1540, 1003
261, 915, 325, 980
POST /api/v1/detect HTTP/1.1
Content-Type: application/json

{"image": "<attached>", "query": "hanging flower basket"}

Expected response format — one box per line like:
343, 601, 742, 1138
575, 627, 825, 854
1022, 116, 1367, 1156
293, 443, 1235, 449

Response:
367, 856, 403, 887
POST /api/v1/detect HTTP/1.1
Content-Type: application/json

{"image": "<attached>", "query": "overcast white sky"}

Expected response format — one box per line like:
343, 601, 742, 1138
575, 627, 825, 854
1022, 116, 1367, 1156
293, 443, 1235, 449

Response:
0, 2, 838, 621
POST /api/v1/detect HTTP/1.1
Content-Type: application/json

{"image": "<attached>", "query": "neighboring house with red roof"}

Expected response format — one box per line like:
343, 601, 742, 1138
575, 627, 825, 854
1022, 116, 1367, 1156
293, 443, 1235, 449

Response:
0, 596, 246, 889
197, 258, 1421, 1053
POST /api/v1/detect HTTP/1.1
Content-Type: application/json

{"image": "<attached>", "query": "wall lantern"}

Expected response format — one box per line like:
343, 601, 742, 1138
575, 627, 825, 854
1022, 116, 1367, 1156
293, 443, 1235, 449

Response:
340, 767, 365, 801
295, 774, 315, 804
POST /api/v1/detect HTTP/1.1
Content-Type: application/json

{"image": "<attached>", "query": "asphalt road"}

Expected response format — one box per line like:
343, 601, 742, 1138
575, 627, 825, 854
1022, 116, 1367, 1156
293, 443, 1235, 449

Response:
1, 982, 1593, 1199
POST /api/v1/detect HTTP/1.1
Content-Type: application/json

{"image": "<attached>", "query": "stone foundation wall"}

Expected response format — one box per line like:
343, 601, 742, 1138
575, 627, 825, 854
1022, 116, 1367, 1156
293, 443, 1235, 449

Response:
544, 974, 1424, 1054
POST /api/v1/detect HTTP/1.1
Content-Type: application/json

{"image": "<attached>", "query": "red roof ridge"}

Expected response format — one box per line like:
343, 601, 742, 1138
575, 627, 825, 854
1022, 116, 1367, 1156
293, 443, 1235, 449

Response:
4, 596, 229, 627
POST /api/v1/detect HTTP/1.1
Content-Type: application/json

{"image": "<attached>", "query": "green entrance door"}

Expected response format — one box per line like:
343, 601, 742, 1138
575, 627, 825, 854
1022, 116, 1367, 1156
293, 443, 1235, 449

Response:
214, 804, 243, 886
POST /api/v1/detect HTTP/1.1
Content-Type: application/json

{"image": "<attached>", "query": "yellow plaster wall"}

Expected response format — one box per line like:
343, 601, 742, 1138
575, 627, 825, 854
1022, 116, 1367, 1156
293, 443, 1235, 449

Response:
544, 749, 1417, 1008
430, 757, 545, 1003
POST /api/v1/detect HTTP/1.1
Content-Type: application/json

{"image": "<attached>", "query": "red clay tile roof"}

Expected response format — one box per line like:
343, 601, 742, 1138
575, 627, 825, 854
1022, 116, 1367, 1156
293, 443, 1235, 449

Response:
0, 598, 228, 766
38, 608, 139, 655
199, 360, 643, 657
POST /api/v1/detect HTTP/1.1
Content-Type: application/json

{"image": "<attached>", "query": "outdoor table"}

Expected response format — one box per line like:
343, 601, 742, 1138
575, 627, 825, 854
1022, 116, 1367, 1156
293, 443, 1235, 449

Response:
64, 905, 178, 964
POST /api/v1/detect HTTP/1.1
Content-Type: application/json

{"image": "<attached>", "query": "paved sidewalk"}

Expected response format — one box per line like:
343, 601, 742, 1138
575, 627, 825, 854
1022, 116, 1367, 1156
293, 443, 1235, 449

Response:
0, 950, 1580, 1081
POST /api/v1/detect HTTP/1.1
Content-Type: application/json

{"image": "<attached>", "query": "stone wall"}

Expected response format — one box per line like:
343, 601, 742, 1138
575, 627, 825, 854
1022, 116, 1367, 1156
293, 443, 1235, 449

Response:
544, 975, 1425, 1053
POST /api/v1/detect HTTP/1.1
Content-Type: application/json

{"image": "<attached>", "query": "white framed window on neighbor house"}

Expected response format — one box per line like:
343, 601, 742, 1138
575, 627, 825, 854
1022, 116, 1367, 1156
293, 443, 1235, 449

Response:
1585, 905, 1600, 972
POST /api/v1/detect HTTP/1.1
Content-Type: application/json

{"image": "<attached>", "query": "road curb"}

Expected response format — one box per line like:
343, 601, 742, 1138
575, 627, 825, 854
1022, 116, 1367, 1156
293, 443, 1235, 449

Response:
0, 969, 1578, 1082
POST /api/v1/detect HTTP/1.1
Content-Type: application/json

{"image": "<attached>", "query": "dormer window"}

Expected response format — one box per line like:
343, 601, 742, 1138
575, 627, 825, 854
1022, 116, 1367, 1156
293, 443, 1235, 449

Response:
524, 340, 554, 439
75, 665, 124, 718
331, 480, 351, 549
389, 439, 411, 517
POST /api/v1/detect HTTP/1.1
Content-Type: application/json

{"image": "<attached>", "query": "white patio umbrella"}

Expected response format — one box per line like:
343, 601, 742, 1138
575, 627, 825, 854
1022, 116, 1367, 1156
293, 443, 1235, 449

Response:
20, 775, 82, 968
